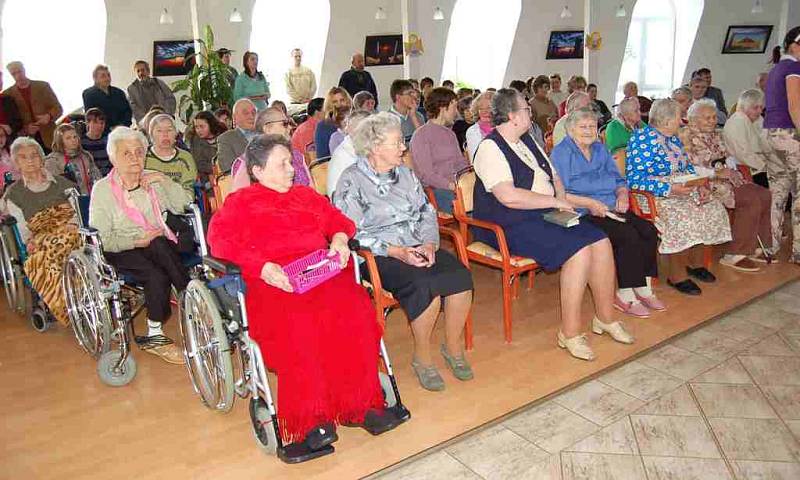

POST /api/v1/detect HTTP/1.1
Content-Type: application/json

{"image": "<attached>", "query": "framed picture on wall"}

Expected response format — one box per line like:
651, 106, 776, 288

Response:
545, 30, 584, 60
152, 40, 195, 76
721, 25, 773, 54
364, 34, 404, 66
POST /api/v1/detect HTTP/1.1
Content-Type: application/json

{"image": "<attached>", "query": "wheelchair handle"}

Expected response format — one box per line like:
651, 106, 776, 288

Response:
203, 256, 241, 275
347, 238, 361, 251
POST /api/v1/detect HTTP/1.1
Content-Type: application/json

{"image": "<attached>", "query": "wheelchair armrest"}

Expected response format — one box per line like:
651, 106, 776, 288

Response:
347, 238, 361, 251
203, 256, 241, 275
78, 227, 99, 236
1, 215, 17, 226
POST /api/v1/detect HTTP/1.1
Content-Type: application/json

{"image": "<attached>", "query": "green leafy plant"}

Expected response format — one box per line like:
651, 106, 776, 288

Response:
171, 24, 233, 123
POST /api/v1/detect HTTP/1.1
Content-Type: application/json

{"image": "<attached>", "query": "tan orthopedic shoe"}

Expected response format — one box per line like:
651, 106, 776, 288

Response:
143, 342, 186, 365
592, 317, 634, 344
557, 331, 596, 361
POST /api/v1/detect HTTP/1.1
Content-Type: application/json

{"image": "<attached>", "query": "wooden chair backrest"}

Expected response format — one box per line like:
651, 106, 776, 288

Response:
304, 150, 317, 167
613, 149, 627, 178
212, 172, 233, 212
308, 158, 330, 196
455, 168, 476, 214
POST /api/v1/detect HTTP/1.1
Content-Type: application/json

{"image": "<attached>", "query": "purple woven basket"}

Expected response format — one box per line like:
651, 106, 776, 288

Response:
283, 249, 343, 294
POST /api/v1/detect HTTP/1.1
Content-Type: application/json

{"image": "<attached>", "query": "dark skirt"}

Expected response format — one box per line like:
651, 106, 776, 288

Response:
476, 208, 607, 271
362, 249, 473, 321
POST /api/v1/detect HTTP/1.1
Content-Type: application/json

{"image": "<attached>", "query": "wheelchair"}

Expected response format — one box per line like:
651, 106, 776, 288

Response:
61, 188, 206, 387
178, 237, 410, 464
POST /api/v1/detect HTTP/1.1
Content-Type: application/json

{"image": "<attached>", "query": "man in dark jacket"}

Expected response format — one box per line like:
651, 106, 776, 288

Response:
338, 53, 379, 107
0, 71, 23, 141
82, 65, 132, 132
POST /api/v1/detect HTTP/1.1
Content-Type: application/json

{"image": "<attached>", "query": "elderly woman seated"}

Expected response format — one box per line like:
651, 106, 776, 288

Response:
208, 134, 404, 453
89, 127, 191, 364
231, 107, 311, 192
552, 108, 664, 318
627, 99, 732, 295
2, 137, 78, 326
723, 89, 777, 188
465, 91, 496, 162
528, 75, 559, 136
472, 89, 629, 361
552, 91, 591, 147
671, 86, 693, 125
145, 114, 198, 200
682, 98, 772, 272
411, 87, 469, 214
333, 112, 474, 391
353, 90, 376, 112
326, 110, 371, 197
604, 97, 645, 153
44, 123, 102, 195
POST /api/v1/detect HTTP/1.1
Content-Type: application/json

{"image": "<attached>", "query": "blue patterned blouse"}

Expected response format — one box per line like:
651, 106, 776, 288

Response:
625, 124, 695, 197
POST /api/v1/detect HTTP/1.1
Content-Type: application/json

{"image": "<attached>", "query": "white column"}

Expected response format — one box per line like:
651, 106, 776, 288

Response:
777, 0, 790, 46
583, 0, 591, 80
401, 0, 411, 78
190, 0, 202, 64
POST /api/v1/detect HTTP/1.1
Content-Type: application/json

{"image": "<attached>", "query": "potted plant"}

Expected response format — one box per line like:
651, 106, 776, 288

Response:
171, 25, 233, 123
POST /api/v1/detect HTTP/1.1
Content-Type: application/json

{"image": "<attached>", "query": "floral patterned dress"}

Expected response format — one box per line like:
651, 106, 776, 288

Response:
682, 127, 746, 209
626, 125, 732, 254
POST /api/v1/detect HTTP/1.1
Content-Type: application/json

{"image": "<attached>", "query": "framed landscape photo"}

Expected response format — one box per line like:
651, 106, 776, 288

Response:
546, 30, 584, 60
153, 40, 195, 76
721, 25, 772, 54
364, 34, 404, 66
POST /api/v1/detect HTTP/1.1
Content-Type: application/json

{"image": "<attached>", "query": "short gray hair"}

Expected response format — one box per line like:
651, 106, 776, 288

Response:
353, 90, 375, 110
491, 88, 524, 126
107, 126, 148, 160
255, 107, 284, 131
687, 98, 717, 120
147, 113, 177, 139
648, 99, 681, 128
351, 112, 401, 157
245, 134, 292, 182
5, 61, 23, 72
345, 109, 372, 132
10, 136, 44, 160
566, 91, 590, 114
737, 88, 765, 110
565, 107, 598, 132
670, 86, 691, 100
617, 97, 640, 116
470, 90, 495, 120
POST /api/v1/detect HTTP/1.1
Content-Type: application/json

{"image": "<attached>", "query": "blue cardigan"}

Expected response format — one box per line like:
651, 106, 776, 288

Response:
625, 124, 695, 197
551, 136, 625, 210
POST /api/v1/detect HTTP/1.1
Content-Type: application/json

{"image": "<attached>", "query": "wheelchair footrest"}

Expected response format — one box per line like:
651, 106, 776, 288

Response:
277, 443, 335, 464
134, 334, 175, 349
387, 404, 412, 423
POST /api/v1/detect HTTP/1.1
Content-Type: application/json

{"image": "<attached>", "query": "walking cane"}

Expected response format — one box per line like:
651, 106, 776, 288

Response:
756, 235, 773, 265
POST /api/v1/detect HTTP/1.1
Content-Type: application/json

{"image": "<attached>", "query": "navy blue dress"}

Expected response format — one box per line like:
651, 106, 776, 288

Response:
472, 130, 606, 271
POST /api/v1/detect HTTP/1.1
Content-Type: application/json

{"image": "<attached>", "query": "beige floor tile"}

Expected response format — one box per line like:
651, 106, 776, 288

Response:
560, 452, 646, 480
708, 417, 800, 462
635, 385, 701, 417
780, 318, 800, 335
518, 455, 563, 480
672, 328, 748, 361
787, 420, 800, 440
565, 417, 638, 455
702, 315, 776, 343
503, 401, 598, 454
638, 345, 718, 381
445, 425, 549, 480
373, 451, 481, 480
554, 380, 644, 426
692, 357, 754, 385
641, 456, 732, 480
732, 460, 800, 480
597, 361, 683, 401
730, 300, 798, 330
762, 386, 800, 420
769, 290, 800, 315
739, 356, 800, 386
777, 280, 800, 296
691, 384, 777, 419
630, 414, 720, 458
782, 333, 800, 353
742, 335, 798, 357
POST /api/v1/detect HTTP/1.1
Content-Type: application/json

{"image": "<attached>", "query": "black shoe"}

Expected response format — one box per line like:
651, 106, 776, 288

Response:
686, 266, 716, 283
357, 408, 403, 436
667, 278, 702, 296
303, 423, 338, 451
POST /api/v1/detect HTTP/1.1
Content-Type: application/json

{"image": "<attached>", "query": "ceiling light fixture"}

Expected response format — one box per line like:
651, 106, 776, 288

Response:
375, 7, 387, 20
751, 0, 764, 14
229, 8, 243, 23
560, 5, 572, 19
616, 3, 627, 17
159, 8, 174, 25
433, 7, 445, 21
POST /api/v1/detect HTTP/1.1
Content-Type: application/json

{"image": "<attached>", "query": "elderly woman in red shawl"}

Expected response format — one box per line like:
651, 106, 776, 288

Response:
207, 134, 404, 453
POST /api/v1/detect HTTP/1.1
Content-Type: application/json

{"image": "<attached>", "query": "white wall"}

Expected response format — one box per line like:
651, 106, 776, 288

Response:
1, 0, 799, 111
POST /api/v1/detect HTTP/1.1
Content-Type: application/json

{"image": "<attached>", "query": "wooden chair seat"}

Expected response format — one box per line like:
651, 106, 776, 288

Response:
466, 242, 537, 267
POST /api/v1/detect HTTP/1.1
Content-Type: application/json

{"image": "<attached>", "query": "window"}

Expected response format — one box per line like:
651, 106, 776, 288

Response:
441, 0, 521, 90
616, 0, 704, 102
1, 0, 107, 115
250, 0, 330, 104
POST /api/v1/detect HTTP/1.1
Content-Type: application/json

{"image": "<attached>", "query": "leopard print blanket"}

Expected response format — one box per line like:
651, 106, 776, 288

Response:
23, 203, 80, 326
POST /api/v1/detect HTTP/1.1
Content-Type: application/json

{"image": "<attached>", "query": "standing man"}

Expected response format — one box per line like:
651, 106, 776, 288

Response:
388, 79, 424, 143
548, 73, 567, 107
285, 48, 317, 104
82, 65, 132, 131
217, 48, 238, 90
3, 61, 62, 152
126, 60, 176, 123
0, 71, 23, 141
338, 53, 378, 107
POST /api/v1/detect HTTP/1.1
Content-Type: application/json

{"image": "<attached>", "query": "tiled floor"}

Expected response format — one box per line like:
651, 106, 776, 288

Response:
370, 282, 800, 480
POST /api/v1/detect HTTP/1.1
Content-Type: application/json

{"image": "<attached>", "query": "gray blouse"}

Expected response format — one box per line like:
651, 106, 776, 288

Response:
333, 157, 439, 256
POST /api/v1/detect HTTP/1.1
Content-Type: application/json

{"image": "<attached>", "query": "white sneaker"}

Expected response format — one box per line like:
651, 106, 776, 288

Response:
592, 317, 634, 344
557, 331, 596, 361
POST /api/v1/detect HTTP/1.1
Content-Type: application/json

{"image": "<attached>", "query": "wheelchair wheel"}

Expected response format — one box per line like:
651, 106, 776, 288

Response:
379, 372, 398, 408
63, 250, 112, 358
30, 307, 50, 333
180, 279, 235, 412
97, 350, 137, 387
0, 229, 25, 314
249, 398, 278, 455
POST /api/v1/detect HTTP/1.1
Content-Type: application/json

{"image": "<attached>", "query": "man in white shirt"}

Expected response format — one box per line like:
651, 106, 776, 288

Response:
723, 88, 778, 188
284, 48, 317, 104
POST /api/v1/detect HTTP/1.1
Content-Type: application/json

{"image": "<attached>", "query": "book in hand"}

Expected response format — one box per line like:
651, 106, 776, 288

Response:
543, 209, 582, 228
670, 173, 709, 188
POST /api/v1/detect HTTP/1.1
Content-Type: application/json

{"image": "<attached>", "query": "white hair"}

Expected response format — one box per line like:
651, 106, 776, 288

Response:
737, 88, 765, 111
648, 99, 681, 128
617, 97, 640, 117
686, 98, 717, 120
670, 86, 691, 100
147, 113, 177, 139
232, 98, 255, 116
10, 136, 44, 159
351, 112, 401, 157
107, 126, 148, 160
566, 91, 590, 113
5, 61, 23, 72
565, 107, 598, 132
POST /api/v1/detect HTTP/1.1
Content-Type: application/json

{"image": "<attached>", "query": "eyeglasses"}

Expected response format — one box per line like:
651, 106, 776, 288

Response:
379, 140, 406, 149
266, 120, 290, 127
516, 106, 532, 115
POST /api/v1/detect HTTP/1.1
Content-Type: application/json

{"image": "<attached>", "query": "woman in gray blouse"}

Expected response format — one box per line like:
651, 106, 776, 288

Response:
333, 112, 474, 392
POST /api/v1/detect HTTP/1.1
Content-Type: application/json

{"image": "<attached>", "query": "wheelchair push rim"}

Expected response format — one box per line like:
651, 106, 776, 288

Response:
180, 279, 235, 412
0, 228, 25, 315
63, 250, 112, 358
